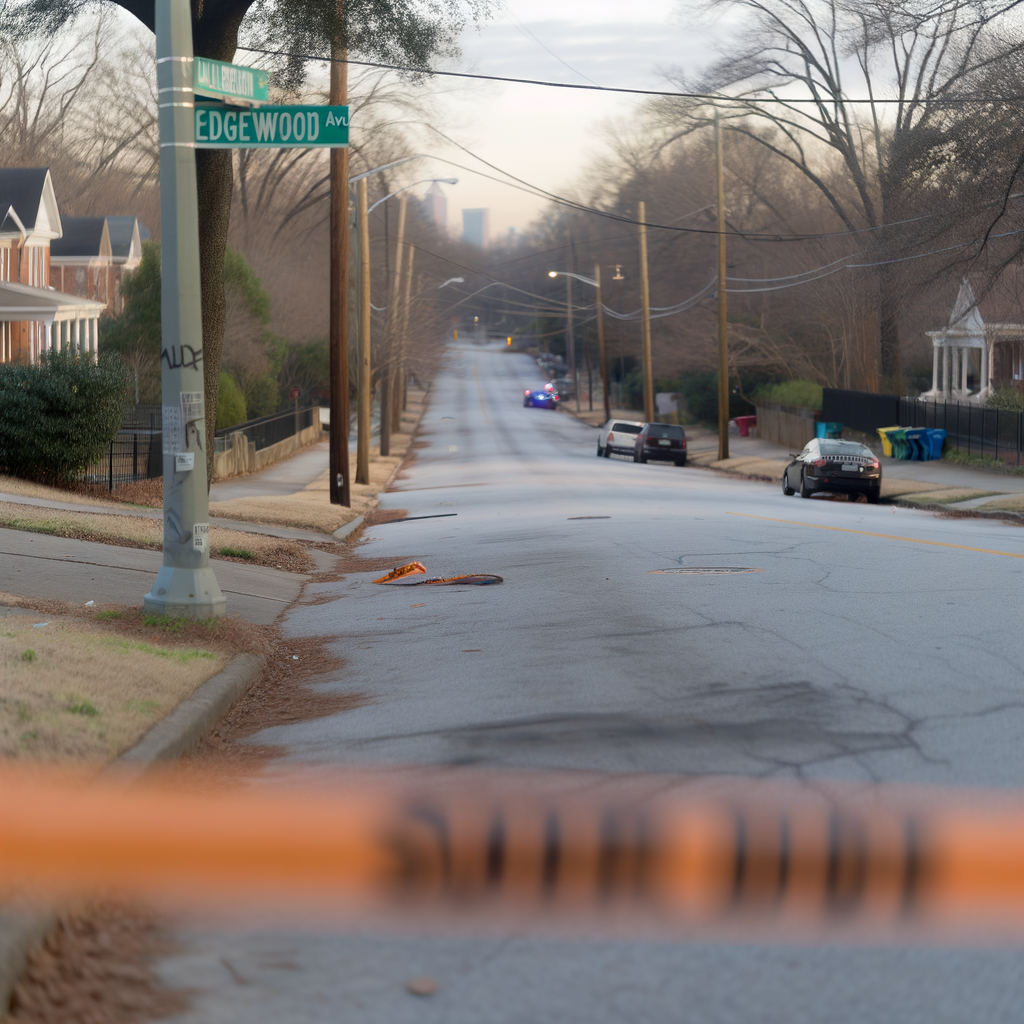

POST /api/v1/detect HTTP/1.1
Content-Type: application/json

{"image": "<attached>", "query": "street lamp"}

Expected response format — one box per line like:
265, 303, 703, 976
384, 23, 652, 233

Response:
548, 269, 610, 423
367, 178, 458, 216
363, 177, 458, 457
351, 173, 458, 480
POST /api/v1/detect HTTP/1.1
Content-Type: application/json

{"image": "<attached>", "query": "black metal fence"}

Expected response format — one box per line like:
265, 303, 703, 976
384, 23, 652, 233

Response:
823, 388, 1024, 465
82, 405, 319, 490
81, 409, 163, 490
214, 406, 316, 452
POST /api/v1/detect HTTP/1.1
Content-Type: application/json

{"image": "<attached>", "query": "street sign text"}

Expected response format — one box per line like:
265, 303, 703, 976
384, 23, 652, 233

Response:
194, 57, 269, 105
194, 104, 349, 148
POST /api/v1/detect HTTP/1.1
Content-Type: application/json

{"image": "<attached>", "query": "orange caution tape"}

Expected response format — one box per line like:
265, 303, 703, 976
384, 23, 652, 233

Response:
373, 562, 502, 586
2, 769, 1024, 935
372, 561, 427, 583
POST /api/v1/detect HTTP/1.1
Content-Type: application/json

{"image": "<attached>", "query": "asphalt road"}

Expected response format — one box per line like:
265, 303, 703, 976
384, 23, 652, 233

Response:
158, 345, 1024, 1023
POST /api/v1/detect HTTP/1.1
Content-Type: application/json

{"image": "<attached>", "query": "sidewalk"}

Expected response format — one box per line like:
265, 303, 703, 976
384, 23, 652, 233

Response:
688, 429, 1024, 511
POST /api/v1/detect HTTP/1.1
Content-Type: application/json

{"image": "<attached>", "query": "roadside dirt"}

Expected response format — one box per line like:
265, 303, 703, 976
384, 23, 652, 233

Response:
5, 903, 186, 1024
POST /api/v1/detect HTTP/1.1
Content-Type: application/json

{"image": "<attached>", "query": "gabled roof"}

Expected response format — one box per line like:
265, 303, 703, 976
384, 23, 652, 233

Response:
0, 205, 26, 241
104, 216, 142, 263
0, 168, 62, 240
50, 216, 110, 260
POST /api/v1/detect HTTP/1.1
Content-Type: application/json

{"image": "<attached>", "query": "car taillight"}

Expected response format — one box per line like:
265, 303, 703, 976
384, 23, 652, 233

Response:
680, 440, 686, 447
553, 395, 559, 401
814, 458, 827, 467
607, 432, 614, 442
525, 390, 531, 396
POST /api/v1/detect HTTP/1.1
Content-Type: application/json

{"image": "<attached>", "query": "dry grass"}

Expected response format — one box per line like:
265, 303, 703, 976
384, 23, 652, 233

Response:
0, 475, 134, 511
899, 488, 1000, 504
210, 394, 427, 534
878, 478, 949, 498
977, 494, 1024, 512
0, 501, 315, 572
0, 611, 224, 761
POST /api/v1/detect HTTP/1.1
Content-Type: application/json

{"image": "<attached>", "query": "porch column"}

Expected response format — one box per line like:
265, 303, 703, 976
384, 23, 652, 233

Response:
962, 347, 970, 394
73, 318, 81, 355
90, 318, 98, 362
943, 344, 950, 397
981, 341, 990, 399
932, 343, 940, 395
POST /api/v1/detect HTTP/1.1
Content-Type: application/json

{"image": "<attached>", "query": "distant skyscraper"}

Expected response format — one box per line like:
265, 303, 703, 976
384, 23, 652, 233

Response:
425, 181, 447, 233
462, 208, 490, 248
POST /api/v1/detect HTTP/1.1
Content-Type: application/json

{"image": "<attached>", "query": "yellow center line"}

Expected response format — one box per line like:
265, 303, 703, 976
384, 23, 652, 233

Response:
726, 511, 1024, 560
473, 362, 490, 424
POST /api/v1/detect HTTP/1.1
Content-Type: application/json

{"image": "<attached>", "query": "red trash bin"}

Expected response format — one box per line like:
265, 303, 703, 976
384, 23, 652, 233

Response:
734, 415, 756, 437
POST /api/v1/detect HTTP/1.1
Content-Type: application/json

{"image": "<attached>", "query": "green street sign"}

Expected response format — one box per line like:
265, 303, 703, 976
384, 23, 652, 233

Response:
194, 57, 269, 105
194, 104, 349, 148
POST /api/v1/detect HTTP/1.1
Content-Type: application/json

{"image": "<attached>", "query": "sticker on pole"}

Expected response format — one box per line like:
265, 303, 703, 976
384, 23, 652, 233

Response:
193, 523, 210, 553
162, 405, 183, 454
181, 392, 205, 450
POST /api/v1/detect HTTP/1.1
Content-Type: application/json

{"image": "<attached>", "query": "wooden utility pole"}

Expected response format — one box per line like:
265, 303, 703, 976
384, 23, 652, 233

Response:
565, 275, 578, 411
595, 263, 610, 424
328, 18, 350, 506
715, 113, 730, 461
638, 200, 654, 423
389, 194, 408, 437
356, 176, 371, 485
397, 244, 415, 423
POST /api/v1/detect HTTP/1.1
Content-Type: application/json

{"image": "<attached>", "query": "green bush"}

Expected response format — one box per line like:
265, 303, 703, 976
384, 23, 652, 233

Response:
216, 370, 247, 428
985, 386, 1024, 412
752, 379, 823, 409
0, 353, 130, 484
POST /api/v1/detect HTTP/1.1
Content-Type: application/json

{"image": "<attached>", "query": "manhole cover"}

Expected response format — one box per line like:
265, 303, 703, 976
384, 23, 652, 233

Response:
648, 567, 764, 575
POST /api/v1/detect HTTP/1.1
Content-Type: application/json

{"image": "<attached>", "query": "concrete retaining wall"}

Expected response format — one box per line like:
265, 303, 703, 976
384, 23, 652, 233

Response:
212, 421, 322, 481
754, 402, 820, 451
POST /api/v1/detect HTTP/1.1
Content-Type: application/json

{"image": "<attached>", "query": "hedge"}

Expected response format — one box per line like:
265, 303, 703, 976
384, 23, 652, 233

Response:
0, 353, 131, 484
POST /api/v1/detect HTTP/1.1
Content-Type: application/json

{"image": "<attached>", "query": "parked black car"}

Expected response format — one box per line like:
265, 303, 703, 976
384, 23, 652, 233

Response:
782, 438, 881, 502
633, 423, 687, 466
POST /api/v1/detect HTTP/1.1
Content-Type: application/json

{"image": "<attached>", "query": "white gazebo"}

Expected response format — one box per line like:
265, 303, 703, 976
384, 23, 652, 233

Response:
0, 281, 106, 364
922, 279, 1024, 403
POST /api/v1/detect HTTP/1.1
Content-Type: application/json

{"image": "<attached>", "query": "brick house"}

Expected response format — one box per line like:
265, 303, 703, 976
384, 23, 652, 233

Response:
0, 168, 108, 365
51, 215, 143, 316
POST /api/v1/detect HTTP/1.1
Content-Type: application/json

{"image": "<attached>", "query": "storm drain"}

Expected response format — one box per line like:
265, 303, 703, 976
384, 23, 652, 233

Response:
648, 567, 764, 575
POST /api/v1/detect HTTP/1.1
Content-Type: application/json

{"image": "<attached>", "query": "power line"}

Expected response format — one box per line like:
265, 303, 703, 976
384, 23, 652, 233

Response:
235, 45, 1024, 105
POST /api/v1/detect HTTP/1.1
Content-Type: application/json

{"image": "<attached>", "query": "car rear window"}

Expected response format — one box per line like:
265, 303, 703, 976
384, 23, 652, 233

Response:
612, 423, 642, 434
647, 424, 684, 439
819, 440, 874, 457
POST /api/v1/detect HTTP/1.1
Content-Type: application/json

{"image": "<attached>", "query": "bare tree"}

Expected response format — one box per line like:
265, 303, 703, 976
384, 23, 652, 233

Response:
649, 0, 1024, 383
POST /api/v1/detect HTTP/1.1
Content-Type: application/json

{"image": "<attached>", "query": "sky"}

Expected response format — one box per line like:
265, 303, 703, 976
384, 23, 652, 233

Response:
415, 0, 722, 240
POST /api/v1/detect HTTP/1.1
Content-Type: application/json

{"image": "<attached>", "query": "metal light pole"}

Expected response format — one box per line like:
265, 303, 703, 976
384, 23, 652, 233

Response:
356, 176, 371, 485
145, 0, 225, 618
638, 200, 654, 423
549, 269, 609, 422
715, 113, 730, 461
329, 31, 350, 507
594, 264, 610, 424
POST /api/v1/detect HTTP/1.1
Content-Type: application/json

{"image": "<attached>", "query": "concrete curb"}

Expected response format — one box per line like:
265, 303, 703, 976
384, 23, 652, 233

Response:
0, 651, 266, 1013
892, 497, 1024, 524
332, 515, 364, 542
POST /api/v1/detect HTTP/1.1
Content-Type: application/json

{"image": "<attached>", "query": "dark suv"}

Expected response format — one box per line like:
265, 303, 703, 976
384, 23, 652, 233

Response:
633, 423, 687, 466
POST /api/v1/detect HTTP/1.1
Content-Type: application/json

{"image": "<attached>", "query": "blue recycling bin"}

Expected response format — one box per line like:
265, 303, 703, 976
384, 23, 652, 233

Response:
904, 427, 929, 461
815, 421, 843, 439
924, 428, 947, 460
